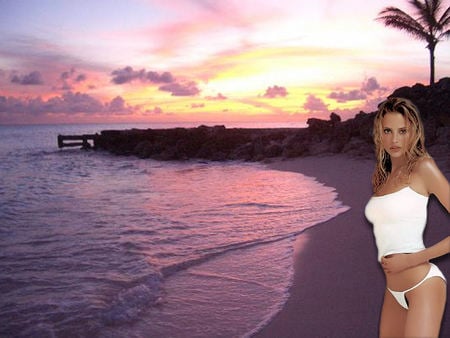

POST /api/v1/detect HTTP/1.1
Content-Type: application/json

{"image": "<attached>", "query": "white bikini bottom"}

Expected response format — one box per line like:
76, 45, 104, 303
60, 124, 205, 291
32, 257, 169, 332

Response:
387, 263, 446, 310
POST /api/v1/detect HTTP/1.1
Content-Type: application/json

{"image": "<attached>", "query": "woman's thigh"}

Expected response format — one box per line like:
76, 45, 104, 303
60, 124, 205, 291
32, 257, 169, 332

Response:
379, 289, 407, 338
405, 277, 446, 338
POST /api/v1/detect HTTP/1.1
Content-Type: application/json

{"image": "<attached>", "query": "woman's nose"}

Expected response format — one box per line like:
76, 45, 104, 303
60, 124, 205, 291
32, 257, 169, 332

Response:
392, 132, 399, 143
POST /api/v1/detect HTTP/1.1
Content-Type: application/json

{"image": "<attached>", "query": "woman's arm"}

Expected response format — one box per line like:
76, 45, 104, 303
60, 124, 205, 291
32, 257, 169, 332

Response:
382, 237, 450, 273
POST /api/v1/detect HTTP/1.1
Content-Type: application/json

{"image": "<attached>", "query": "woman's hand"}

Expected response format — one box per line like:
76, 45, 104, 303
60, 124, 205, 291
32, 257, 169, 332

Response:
381, 254, 417, 273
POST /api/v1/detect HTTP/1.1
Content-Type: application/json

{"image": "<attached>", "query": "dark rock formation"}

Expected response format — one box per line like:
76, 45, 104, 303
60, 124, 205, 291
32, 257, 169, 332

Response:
93, 77, 449, 162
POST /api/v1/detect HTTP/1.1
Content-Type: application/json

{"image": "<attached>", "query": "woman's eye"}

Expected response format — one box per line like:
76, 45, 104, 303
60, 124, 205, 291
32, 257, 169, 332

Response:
400, 129, 407, 134
383, 129, 391, 134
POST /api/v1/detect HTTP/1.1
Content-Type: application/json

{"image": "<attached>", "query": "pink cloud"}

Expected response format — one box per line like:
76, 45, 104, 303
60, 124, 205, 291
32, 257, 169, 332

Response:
303, 94, 328, 113
206, 93, 227, 100
263, 85, 288, 98
191, 103, 205, 108
144, 106, 164, 115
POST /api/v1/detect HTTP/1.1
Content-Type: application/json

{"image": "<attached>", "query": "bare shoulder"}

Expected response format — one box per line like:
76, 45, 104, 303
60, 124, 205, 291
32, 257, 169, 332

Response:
414, 156, 440, 176
413, 156, 450, 211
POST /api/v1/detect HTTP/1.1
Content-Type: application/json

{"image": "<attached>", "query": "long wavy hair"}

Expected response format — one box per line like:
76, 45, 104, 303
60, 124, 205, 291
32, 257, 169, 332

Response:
372, 97, 428, 192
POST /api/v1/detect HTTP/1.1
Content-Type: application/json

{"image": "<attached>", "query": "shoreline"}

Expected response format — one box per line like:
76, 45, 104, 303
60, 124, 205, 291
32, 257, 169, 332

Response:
254, 154, 450, 337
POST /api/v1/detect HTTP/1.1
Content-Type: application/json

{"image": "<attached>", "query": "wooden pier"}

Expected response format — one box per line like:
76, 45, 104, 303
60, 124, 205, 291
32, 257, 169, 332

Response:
57, 134, 98, 149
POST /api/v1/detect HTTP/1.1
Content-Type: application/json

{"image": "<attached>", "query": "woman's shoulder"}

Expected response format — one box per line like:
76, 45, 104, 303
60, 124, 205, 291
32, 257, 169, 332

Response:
413, 155, 438, 176
411, 155, 448, 197
409, 155, 440, 195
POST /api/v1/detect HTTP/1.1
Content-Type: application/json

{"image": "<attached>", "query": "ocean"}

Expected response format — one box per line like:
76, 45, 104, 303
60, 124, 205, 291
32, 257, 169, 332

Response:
0, 123, 349, 338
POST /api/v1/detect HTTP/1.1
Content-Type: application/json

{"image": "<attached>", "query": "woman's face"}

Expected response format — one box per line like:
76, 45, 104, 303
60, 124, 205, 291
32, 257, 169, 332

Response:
381, 112, 410, 159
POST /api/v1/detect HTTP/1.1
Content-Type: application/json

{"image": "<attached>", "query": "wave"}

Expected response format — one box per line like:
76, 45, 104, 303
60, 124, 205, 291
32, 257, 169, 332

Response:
158, 222, 329, 279
101, 273, 163, 326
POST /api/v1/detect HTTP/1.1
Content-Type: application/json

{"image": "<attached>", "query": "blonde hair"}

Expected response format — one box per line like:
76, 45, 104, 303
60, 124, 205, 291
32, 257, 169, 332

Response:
372, 97, 428, 192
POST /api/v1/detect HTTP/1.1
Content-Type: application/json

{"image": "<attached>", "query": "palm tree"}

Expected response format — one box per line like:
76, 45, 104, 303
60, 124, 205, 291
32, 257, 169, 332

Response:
376, 0, 450, 84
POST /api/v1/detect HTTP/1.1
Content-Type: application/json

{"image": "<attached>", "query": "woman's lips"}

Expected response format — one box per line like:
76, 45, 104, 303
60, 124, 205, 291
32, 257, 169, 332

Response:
390, 146, 401, 152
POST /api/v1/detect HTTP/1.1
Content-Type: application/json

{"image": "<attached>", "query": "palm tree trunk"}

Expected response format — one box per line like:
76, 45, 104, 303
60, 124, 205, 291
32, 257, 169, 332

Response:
429, 45, 435, 85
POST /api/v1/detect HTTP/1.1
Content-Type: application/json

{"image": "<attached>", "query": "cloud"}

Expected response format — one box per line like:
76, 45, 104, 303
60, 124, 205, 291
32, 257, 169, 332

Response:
110, 66, 175, 84
10, 71, 44, 85
361, 77, 384, 93
144, 106, 164, 115
328, 77, 387, 103
111, 66, 198, 96
0, 92, 135, 116
75, 74, 87, 82
328, 89, 366, 103
263, 85, 288, 98
146, 71, 174, 83
60, 69, 74, 80
54, 68, 87, 91
159, 81, 200, 96
191, 103, 205, 108
106, 96, 131, 114
60, 68, 87, 82
303, 94, 328, 113
206, 93, 227, 100
111, 66, 144, 84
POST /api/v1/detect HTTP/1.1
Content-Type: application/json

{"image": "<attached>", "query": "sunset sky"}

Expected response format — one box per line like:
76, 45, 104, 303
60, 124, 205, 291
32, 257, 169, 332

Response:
1, 0, 449, 125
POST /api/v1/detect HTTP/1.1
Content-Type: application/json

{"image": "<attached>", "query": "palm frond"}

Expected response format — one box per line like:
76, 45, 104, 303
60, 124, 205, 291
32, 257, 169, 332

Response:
377, 7, 428, 40
437, 6, 450, 27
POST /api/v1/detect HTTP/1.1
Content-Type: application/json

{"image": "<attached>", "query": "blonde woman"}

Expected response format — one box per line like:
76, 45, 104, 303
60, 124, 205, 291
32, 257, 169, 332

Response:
365, 97, 449, 337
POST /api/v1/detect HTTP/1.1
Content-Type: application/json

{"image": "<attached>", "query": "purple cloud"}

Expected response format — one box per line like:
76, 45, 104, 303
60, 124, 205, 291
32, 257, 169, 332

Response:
55, 69, 87, 91
0, 92, 134, 116
110, 66, 199, 96
159, 81, 200, 96
328, 77, 387, 103
75, 74, 87, 82
263, 85, 288, 98
111, 66, 175, 85
146, 71, 174, 83
111, 66, 144, 84
362, 77, 382, 93
11, 71, 43, 85
328, 89, 366, 103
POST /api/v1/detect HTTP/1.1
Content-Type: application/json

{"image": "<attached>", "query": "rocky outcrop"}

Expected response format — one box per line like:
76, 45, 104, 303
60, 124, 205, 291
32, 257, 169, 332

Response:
94, 77, 449, 162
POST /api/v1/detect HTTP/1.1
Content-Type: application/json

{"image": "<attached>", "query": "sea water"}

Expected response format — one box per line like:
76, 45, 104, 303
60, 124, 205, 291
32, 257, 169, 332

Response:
0, 123, 349, 337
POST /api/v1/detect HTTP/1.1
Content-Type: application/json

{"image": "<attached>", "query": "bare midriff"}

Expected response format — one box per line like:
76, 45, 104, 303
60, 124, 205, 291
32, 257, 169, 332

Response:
383, 254, 430, 291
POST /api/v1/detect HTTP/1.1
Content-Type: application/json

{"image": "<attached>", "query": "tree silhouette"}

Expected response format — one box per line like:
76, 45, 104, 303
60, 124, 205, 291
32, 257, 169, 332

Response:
376, 0, 450, 84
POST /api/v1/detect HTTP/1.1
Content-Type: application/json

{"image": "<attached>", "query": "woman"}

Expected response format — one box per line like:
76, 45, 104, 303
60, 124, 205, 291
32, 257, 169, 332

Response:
365, 97, 449, 337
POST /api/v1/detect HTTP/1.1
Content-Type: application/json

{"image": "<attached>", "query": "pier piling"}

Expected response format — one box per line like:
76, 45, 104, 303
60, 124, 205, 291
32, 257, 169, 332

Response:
57, 134, 98, 149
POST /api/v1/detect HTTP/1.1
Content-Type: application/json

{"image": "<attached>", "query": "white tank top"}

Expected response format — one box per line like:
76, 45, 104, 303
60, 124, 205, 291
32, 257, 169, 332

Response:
365, 186, 429, 262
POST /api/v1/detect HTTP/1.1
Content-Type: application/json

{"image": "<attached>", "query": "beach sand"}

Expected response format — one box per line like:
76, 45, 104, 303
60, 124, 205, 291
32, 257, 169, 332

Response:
255, 154, 450, 338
